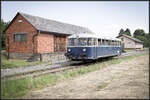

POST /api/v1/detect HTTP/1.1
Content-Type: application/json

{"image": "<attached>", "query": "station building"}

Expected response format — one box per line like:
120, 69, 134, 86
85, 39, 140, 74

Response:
116, 34, 143, 50
4, 12, 93, 62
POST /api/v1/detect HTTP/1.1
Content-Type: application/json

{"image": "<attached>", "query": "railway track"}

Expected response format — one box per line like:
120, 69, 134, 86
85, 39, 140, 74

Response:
2, 50, 148, 80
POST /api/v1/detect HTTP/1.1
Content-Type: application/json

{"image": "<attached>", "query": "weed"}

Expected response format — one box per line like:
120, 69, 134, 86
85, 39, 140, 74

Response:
1, 50, 46, 69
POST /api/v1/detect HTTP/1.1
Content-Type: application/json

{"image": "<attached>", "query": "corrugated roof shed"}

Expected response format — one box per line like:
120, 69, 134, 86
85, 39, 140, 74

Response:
19, 12, 94, 35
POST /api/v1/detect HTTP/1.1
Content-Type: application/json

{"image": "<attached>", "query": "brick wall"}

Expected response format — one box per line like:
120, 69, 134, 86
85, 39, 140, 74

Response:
5, 13, 69, 61
36, 33, 54, 53
5, 13, 37, 53
65, 36, 68, 51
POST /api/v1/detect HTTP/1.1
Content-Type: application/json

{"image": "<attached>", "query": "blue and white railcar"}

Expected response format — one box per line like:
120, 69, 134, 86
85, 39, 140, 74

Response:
65, 33, 122, 61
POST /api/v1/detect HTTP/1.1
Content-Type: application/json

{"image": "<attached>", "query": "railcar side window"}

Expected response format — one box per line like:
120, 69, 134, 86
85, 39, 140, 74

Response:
111, 41, 115, 46
115, 41, 117, 46
68, 37, 99, 46
104, 40, 108, 45
93, 38, 97, 45
118, 41, 119, 46
105, 40, 109, 45
98, 39, 102, 46
101, 39, 104, 45
114, 41, 116, 46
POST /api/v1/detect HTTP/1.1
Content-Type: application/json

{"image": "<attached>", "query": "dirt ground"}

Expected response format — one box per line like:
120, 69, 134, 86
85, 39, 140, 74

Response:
23, 55, 149, 99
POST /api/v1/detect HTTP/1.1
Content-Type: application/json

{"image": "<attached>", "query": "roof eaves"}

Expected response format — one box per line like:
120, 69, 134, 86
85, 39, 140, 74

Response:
3, 12, 20, 33
116, 34, 143, 43
38, 29, 72, 36
122, 34, 143, 43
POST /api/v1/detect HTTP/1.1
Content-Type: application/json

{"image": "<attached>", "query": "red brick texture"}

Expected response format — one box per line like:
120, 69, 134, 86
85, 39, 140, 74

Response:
5, 13, 68, 54
36, 33, 54, 53
5, 13, 37, 53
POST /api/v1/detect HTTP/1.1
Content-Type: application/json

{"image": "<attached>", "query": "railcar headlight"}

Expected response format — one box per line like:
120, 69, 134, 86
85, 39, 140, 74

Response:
68, 49, 71, 52
83, 48, 86, 52
117, 51, 120, 53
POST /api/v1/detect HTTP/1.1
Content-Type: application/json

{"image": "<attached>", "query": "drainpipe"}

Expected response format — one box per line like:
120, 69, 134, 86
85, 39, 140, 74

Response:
32, 30, 40, 54
7, 37, 10, 60
32, 30, 42, 61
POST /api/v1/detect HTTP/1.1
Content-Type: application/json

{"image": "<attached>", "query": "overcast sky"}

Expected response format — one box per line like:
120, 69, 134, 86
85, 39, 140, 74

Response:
2, 1, 149, 38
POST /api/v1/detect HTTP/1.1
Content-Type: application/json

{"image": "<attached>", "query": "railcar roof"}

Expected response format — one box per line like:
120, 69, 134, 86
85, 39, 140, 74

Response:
68, 33, 98, 38
69, 33, 121, 41
103, 37, 121, 41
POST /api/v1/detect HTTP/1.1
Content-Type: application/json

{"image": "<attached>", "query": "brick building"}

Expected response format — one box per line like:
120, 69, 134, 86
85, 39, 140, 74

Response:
4, 12, 93, 61
116, 34, 143, 49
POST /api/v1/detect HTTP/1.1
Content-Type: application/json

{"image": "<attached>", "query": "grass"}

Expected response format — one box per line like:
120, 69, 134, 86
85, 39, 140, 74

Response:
1, 59, 45, 69
2, 74, 60, 98
1, 50, 46, 69
143, 47, 149, 50
124, 49, 136, 52
1, 52, 148, 99
124, 47, 149, 53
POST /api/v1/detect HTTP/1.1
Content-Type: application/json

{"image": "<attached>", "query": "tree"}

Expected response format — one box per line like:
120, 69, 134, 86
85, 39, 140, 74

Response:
124, 28, 131, 36
133, 29, 145, 38
119, 28, 124, 36
133, 29, 149, 47
118, 28, 131, 36
144, 33, 149, 47
1, 19, 9, 49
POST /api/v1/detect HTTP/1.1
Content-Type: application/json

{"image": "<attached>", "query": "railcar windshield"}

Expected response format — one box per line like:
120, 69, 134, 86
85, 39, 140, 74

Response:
68, 38, 97, 46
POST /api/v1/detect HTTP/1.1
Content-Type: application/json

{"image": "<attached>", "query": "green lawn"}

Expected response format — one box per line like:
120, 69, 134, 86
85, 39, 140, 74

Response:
124, 49, 136, 52
1, 50, 46, 69
124, 47, 149, 53
143, 47, 149, 50
1, 52, 148, 99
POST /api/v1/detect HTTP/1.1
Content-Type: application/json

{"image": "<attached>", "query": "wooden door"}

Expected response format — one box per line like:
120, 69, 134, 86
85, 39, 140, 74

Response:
54, 36, 66, 52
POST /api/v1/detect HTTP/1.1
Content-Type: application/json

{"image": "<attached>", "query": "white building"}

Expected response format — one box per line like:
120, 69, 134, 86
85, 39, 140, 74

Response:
116, 34, 143, 49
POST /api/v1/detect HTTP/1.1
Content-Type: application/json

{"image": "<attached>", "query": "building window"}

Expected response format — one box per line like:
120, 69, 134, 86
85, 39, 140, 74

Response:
14, 34, 27, 42
121, 38, 124, 41
18, 19, 22, 23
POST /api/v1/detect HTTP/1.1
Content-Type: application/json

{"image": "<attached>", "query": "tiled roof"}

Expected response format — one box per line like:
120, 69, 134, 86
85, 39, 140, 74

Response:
19, 12, 94, 35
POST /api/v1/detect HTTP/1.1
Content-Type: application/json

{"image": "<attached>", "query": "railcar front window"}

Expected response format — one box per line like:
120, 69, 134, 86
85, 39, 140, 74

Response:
68, 38, 74, 46
78, 38, 88, 46
87, 38, 93, 46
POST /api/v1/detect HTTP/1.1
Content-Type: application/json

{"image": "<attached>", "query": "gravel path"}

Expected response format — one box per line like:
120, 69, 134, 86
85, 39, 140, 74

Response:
1, 50, 148, 78
23, 54, 149, 99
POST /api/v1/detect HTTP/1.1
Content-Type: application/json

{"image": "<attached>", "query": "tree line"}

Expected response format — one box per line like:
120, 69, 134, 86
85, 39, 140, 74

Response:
1, 19, 9, 50
118, 28, 149, 47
